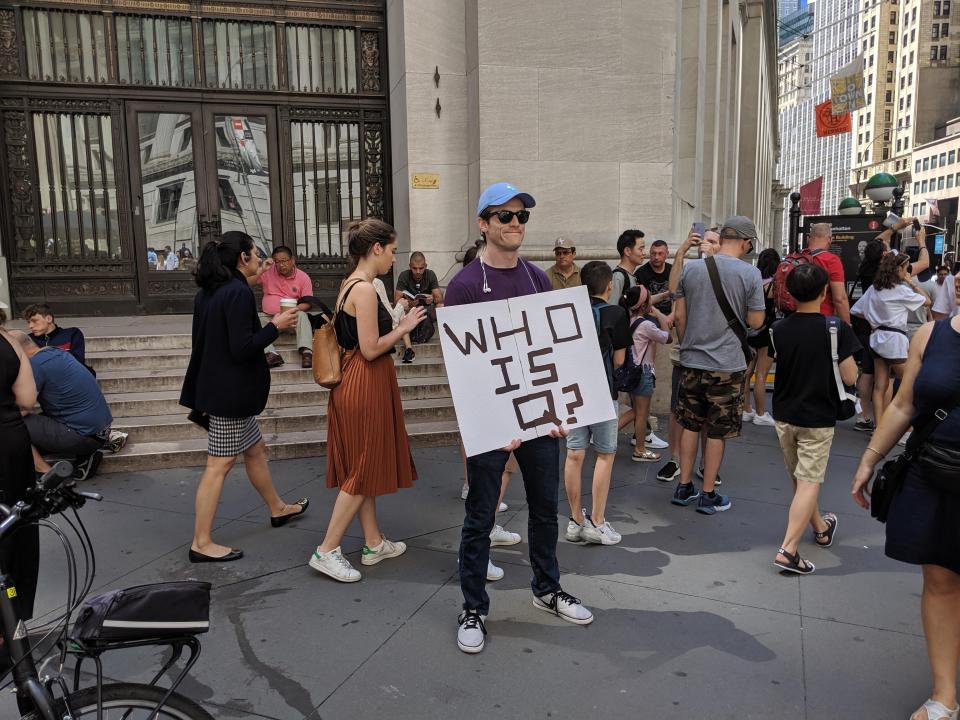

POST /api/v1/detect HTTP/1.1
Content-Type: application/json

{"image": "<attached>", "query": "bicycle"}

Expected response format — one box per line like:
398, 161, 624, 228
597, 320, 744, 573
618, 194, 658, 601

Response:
1, 461, 213, 719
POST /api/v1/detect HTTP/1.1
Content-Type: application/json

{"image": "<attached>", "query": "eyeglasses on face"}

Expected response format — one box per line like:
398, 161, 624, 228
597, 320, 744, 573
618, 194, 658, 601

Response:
483, 209, 530, 225
554, 248, 574, 256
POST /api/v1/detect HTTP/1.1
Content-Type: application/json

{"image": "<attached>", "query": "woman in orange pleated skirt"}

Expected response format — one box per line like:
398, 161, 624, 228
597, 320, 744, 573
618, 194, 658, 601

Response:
308, 219, 425, 583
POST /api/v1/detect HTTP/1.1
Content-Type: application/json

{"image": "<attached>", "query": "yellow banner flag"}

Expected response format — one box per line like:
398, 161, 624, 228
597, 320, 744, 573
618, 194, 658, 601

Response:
831, 56, 866, 115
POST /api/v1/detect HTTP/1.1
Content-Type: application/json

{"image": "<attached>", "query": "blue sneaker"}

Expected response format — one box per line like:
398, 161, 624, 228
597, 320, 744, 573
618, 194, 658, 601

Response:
696, 491, 731, 515
671, 482, 701, 506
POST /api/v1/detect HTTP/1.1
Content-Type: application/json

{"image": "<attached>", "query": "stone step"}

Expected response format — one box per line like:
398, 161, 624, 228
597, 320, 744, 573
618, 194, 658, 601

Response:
96, 360, 448, 394
86, 343, 444, 372
104, 376, 453, 418
114, 398, 458, 443
100, 419, 462, 473
86, 332, 443, 354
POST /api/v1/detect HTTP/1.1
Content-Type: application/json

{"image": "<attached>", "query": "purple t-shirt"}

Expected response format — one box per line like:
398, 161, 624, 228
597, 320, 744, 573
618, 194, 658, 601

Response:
445, 257, 551, 306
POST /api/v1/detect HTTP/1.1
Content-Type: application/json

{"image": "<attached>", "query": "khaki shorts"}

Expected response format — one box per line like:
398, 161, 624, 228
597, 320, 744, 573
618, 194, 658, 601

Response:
775, 422, 835, 484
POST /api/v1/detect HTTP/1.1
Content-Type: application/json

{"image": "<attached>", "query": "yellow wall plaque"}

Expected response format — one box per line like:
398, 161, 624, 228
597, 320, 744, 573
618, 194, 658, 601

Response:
411, 173, 440, 189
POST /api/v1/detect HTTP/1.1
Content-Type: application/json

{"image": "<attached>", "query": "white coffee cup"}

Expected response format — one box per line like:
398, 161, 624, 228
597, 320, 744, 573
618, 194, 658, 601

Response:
279, 297, 298, 311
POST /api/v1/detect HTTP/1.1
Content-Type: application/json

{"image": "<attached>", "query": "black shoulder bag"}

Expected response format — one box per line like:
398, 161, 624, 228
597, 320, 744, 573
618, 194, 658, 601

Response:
704, 256, 754, 365
871, 404, 956, 522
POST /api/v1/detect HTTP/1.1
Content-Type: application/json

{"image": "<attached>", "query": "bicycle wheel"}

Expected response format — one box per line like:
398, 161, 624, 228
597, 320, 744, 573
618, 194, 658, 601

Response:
53, 683, 213, 719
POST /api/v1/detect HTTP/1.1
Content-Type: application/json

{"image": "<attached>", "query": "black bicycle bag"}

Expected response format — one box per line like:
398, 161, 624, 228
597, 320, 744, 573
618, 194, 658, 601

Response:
72, 581, 211, 644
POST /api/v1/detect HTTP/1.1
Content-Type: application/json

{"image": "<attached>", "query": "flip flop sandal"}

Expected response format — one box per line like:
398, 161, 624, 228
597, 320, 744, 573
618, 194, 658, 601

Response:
912, 700, 960, 720
632, 450, 661, 463
814, 513, 838, 548
774, 547, 815, 575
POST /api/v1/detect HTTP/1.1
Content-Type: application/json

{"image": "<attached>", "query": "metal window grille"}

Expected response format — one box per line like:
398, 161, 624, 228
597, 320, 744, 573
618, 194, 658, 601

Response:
285, 25, 357, 93
202, 20, 277, 90
24, 9, 108, 83
116, 14, 195, 87
31, 113, 119, 261
290, 121, 361, 257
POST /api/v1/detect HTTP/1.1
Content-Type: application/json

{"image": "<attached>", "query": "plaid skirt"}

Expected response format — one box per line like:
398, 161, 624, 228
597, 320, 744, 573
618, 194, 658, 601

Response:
208, 415, 262, 457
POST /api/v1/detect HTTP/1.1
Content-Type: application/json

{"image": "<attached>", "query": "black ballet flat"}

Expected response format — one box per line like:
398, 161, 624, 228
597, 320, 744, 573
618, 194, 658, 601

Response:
271, 498, 310, 527
188, 548, 243, 563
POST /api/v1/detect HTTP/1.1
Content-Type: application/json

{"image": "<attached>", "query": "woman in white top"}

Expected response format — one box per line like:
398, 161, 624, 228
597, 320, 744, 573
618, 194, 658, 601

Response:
851, 252, 930, 422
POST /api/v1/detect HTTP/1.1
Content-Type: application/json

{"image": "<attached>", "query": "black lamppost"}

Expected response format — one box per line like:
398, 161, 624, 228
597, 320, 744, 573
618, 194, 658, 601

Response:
788, 191, 802, 253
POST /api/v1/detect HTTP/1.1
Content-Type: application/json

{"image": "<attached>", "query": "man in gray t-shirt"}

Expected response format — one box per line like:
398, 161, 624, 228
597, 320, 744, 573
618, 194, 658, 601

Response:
675, 253, 765, 372
670, 216, 766, 516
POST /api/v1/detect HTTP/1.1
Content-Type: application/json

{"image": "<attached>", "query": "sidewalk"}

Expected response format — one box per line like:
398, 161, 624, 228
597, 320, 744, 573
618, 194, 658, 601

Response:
6, 422, 926, 719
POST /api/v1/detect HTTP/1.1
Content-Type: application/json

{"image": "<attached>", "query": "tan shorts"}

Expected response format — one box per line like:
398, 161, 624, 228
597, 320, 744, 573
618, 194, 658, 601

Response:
775, 422, 835, 484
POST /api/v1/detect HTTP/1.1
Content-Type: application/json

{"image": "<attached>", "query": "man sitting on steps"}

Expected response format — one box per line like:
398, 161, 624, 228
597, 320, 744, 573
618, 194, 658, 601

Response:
9, 331, 112, 481
256, 246, 316, 369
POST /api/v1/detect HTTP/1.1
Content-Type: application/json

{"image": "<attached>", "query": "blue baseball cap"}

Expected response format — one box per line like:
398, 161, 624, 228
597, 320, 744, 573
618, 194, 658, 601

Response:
476, 182, 536, 217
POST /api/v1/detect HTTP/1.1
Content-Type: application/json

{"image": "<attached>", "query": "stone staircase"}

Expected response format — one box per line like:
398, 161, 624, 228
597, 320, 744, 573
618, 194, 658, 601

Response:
86, 331, 459, 473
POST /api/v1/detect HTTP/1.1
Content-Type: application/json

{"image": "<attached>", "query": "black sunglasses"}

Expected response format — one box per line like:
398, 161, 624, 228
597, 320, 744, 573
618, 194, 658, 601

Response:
483, 209, 530, 225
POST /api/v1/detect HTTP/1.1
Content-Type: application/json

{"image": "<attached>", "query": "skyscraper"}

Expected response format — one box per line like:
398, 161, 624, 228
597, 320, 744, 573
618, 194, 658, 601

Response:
780, 0, 802, 19
778, 0, 859, 241
849, 0, 960, 207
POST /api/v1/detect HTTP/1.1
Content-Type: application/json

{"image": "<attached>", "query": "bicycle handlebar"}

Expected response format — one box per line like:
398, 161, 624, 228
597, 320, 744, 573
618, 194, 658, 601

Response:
40, 461, 73, 492
0, 462, 102, 543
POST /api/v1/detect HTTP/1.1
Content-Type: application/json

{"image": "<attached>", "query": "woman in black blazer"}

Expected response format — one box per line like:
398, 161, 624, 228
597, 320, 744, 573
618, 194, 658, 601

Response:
180, 231, 309, 563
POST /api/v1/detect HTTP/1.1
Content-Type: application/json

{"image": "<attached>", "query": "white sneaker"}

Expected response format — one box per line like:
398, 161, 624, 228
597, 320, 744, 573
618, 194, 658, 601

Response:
486, 559, 504, 581
581, 517, 621, 545
309, 547, 361, 582
360, 537, 407, 566
753, 412, 776, 427
646, 432, 669, 449
532, 590, 594, 625
461, 481, 469, 500
457, 610, 487, 653
489, 524, 521, 546
565, 517, 584, 542
498, 501, 508, 512
898, 431, 911, 447
742, 409, 756, 422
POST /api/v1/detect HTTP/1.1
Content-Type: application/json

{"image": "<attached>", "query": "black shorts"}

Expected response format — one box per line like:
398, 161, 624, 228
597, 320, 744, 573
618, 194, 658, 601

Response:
747, 329, 770, 349
23, 414, 103, 458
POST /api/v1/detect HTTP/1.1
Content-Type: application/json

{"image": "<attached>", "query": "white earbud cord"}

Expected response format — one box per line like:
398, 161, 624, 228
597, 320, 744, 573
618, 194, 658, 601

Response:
479, 250, 539, 296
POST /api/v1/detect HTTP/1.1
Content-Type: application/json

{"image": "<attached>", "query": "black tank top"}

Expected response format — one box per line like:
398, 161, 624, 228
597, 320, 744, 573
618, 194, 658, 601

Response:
0, 335, 24, 425
334, 280, 395, 353
913, 319, 960, 448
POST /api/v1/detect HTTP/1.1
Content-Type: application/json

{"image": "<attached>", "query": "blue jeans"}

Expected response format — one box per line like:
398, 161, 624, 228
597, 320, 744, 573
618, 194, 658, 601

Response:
459, 435, 562, 615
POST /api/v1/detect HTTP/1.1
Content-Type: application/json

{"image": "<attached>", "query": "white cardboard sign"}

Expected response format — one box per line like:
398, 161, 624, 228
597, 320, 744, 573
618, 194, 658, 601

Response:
437, 286, 616, 456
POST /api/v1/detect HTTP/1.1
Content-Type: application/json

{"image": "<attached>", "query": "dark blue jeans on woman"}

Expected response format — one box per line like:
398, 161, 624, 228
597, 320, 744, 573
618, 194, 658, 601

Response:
459, 435, 562, 615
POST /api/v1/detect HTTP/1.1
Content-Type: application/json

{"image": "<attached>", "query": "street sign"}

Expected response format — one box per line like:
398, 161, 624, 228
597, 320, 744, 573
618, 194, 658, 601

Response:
801, 214, 884, 288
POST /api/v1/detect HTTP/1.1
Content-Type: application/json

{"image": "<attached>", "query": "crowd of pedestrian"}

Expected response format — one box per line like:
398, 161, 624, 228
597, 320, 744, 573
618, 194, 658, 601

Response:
1, 177, 958, 718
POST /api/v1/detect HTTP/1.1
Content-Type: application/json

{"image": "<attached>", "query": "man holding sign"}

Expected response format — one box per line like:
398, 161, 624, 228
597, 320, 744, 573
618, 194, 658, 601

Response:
444, 182, 595, 654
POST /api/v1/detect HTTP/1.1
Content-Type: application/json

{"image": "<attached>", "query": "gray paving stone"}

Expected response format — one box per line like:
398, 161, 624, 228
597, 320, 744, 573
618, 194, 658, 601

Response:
0, 424, 933, 719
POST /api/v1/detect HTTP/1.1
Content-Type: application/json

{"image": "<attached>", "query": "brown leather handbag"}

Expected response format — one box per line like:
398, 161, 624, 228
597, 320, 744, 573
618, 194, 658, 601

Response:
312, 280, 362, 389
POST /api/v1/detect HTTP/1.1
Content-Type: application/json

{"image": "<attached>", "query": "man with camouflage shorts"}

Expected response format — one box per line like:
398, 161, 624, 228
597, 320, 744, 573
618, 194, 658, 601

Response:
671, 217, 766, 514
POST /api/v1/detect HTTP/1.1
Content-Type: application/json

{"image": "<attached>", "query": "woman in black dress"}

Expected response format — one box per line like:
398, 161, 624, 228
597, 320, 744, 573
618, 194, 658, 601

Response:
0, 317, 40, 620
853, 278, 960, 720
180, 231, 308, 563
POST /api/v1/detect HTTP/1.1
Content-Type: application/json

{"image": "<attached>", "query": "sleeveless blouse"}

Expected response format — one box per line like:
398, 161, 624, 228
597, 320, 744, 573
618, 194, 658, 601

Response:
913, 319, 960, 448
334, 281, 395, 353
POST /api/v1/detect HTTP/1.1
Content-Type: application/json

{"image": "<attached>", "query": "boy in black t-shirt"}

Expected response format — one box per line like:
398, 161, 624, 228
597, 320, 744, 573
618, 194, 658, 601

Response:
770, 264, 860, 575
563, 261, 631, 546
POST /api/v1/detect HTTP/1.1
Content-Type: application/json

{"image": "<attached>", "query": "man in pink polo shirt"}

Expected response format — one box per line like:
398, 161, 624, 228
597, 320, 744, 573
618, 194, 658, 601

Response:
258, 246, 316, 368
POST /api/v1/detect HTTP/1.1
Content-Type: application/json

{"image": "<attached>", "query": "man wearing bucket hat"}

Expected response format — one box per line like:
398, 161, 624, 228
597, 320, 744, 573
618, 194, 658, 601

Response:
446, 182, 594, 655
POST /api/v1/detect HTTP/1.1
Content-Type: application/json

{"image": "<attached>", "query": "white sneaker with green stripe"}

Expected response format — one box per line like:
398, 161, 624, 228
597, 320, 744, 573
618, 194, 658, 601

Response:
309, 546, 361, 582
361, 537, 407, 566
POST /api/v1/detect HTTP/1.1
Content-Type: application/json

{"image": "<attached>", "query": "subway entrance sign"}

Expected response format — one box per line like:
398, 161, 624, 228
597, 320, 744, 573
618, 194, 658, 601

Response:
801, 214, 885, 289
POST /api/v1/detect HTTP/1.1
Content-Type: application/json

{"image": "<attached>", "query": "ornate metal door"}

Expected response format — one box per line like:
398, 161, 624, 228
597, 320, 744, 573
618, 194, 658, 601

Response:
0, 1, 390, 315
126, 102, 281, 312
